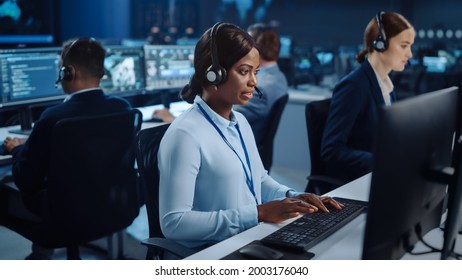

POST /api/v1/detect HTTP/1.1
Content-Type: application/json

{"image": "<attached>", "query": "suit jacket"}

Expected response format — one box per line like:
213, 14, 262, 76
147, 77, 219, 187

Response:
11, 89, 131, 213
234, 63, 288, 147
321, 59, 391, 183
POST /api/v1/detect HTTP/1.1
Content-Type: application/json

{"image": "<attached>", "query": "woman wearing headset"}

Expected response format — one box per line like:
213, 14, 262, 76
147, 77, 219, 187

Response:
158, 22, 342, 252
321, 12, 415, 184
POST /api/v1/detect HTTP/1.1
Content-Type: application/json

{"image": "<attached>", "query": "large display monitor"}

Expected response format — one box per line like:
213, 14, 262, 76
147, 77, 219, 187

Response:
0, 47, 64, 133
362, 86, 459, 259
143, 45, 194, 91
422, 56, 448, 73
279, 36, 292, 58
0, 0, 58, 47
101, 45, 146, 97
441, 85, 462, 259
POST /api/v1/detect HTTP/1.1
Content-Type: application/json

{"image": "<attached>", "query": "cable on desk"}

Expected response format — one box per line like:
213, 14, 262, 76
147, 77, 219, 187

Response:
405, 225, 441, 256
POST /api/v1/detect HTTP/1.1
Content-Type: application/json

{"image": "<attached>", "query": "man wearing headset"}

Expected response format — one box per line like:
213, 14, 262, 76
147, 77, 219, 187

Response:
0, 38, 131, 259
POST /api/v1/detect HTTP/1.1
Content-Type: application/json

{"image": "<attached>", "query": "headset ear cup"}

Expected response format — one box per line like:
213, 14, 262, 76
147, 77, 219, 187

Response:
206, 65, 219, 84
60, 65, 74, 81
373, 38, 387, 52
206, 65, 227, 85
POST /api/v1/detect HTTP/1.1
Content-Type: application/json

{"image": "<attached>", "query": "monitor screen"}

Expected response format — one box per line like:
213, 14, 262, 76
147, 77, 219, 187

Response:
143, 45, 195, 91
314, 50, 336, 76
316, 51, 334, 66
0, 0, 57, 47
101, 45, 146, 96
362, 86, 459, 260
279, 36, 292, 58
176, 37, 199, 46
0, 47, 64, 108
422, 56, 448, 73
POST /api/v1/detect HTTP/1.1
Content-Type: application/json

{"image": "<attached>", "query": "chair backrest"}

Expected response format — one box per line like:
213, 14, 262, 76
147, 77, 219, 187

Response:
135, 123, 170, 239
258, 94, 289, 171
305, 98, 331, 177
46, 109, 142, 245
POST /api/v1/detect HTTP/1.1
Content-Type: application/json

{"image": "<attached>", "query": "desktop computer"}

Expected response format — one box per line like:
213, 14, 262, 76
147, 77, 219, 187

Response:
363, 86, 459, 259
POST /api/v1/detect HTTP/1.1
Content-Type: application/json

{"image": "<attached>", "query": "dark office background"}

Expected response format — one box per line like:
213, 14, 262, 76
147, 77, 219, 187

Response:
2, 0, 462, 103
54, 0, 461, 47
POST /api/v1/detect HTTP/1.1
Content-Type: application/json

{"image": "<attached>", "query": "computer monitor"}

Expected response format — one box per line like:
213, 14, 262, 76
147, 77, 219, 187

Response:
279, 36, 292, 58
143, 45, 195, 91
315, 50, 335, 75
176, 37, 199, 46
441, 85, 462, 259
422, 56, 448, 73
0, 47, 64, 133
101, 45, 146, 97
362, 86, 459, 260
0, 0, 57, 47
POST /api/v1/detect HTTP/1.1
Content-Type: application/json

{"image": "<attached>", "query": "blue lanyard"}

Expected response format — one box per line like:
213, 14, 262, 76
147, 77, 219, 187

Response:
197, 103, 258, 204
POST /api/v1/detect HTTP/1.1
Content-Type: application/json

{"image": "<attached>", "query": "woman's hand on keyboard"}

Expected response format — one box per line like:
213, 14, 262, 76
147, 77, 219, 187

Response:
293, 194, 344, 213
257, 198, 320, 223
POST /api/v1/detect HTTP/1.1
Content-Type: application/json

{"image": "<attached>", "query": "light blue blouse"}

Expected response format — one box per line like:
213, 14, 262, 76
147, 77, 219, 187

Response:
158, 96, 295, 248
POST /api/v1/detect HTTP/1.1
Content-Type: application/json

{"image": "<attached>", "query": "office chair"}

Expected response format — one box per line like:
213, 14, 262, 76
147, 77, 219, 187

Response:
258, 94, 289, 172
304, 99, 345, 195
0, 109, 142, 259
135, 124, 197, 260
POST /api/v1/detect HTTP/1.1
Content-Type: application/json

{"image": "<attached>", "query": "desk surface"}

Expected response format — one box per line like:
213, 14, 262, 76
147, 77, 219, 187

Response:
186, 174, 371, 260
186, 173, 462, 260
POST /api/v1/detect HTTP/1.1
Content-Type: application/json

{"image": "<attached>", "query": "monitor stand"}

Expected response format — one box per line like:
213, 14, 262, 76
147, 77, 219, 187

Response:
8, 107, 33, 135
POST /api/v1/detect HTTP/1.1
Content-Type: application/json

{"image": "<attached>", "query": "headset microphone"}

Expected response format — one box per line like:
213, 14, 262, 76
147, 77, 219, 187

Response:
254, 86, 263, 99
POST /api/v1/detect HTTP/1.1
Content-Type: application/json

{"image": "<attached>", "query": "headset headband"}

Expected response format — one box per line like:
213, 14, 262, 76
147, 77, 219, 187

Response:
376, 12, 386, 42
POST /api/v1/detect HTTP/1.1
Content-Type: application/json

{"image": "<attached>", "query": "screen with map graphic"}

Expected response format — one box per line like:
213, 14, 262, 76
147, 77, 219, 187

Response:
0, 0, 57, 46
101, 45, 146, 97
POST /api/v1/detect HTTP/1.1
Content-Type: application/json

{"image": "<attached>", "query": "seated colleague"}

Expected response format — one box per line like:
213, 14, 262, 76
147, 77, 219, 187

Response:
321, 12, 414, 183
158, 22, 342, 251
233, 23, 288, 147
0, 38, 132, 259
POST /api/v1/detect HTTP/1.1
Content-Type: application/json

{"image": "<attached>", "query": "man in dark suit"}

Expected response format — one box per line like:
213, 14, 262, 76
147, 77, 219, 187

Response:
0, 38, 131, 259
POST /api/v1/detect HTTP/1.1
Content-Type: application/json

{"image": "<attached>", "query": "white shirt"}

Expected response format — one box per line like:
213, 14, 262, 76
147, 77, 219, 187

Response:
369, 59, 394, 105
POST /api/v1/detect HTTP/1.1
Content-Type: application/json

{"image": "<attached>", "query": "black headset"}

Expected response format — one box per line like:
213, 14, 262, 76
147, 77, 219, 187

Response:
205, 22, 227, 85
55, 38, 80, 86
373, 11, 388, 52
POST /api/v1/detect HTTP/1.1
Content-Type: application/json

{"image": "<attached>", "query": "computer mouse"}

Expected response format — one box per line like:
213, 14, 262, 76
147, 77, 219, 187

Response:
239, 243, 284, 260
